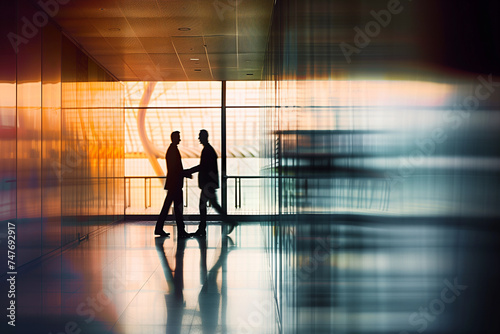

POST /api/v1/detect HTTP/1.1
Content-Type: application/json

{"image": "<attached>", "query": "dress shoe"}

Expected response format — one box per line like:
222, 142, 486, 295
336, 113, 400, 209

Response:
154, 230, 170, 237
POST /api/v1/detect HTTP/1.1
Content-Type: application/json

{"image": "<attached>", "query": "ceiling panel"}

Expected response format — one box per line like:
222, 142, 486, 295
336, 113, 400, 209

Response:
116, 0, 164, 18
127, 18, 173, 37
211, 68, 243, 81
204, 35, 236, 54
148, 54, 181, 69
54, 1, 123, 19
76, 37, 114, 55
138, 37, 175, 53
162, 17, 206, 36
41, 0, 274, 80
104, 37, 145, 53
186, 68, 213, 81
239, 53, 265, 69
178, 53, 209, 69
207, 53, 237, 68
238, 34, 268, 54
121, 53, 156, 67
171, 36, 206, 54
201, 18, 237, 36
155, 0, 201, 19
91, 17, 136, 37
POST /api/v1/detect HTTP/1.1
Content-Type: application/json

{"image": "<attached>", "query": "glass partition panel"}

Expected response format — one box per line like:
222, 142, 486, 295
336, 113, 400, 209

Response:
226, 108, 261, 214
226, 81, 263, 107
125, 105, 221, 215
124, 81, 266, 216
125, 81, 221, 108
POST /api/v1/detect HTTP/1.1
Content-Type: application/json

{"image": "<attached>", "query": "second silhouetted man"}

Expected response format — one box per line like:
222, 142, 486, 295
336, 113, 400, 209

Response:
187, 129, 237, 237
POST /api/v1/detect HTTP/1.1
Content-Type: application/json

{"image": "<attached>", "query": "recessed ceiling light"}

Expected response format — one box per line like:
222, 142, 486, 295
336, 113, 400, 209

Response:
108, 28, 120, 31
190, 58, 200, 61
178, 27, 191, 31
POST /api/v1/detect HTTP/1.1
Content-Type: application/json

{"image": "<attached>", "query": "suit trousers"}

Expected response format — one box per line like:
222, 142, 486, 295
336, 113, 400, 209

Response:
198, 187, 224, 231
156, 188, 185, 233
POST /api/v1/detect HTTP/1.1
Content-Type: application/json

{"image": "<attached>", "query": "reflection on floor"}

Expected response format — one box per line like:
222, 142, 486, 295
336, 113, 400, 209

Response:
5, 217, 500, 334
271, 215, 500, 334
6, 222, 278, 334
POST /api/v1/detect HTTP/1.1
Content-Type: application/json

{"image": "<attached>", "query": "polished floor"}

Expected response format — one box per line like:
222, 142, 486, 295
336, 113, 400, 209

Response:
4, 217, 500, 334
6, 222, 278, 334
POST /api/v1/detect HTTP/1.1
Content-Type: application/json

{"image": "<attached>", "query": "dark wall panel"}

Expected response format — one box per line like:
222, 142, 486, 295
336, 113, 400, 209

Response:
0, 2, 17, 223
42, 21, 62, 255
17, 0, 42, 266
61, 36, 77, 246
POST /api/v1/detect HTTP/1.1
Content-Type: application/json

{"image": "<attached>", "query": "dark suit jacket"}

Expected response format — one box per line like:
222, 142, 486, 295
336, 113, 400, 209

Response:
190, 143, 219, 190
164, 143, 184, 190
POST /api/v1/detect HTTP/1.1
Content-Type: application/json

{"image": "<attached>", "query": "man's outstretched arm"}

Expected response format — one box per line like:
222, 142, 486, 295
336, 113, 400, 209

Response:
185, 165, 200, 175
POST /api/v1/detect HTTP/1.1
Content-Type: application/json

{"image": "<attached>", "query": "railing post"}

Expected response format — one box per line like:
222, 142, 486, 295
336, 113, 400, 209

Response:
234, 177, 238, 208
144, 178, 147, 208
238, 177, 242, 208
221, 81, 227, 214
144, 177, 152, 209
126, 178, 131, 208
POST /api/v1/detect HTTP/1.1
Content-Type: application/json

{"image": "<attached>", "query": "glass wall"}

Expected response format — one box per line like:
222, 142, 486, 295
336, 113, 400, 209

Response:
261, 0, 500, 333
61, 39, 124, 246
226, 81, 263, 213
124, 81, 262, 215
0, 0, 124, 272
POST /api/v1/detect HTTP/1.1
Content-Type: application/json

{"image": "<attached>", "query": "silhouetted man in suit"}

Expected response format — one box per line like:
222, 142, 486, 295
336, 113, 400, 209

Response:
155, 131, 191, 238
188, 130, 237, 237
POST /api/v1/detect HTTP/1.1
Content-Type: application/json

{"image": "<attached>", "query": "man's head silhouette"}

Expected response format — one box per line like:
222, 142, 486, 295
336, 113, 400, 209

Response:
171, 131, 181, 145
198, 129, 209, 145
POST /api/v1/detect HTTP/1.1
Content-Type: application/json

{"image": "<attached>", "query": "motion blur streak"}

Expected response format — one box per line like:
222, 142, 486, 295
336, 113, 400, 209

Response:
261, 0, 500, 333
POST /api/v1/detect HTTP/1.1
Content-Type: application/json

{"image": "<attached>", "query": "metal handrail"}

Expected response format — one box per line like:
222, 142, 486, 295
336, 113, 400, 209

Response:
124, 174, 389, 212
225, 175, 266, 208
125, 176, 191, 209
125, 176, 165, 209
124, 175, 265, 210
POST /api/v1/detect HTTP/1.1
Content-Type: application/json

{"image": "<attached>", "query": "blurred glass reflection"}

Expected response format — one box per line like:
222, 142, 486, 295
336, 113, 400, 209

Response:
261, 74, 500, 332
261, 1, 500, 330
